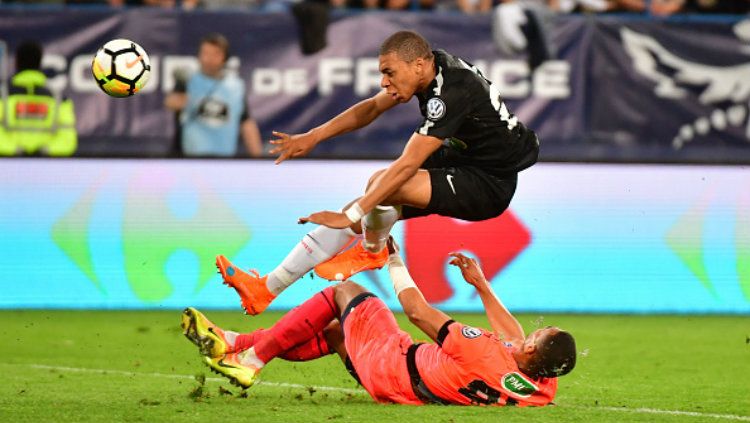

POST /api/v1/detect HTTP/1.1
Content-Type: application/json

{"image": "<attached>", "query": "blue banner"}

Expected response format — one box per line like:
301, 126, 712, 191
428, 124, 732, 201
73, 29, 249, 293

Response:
1, 158, 748, 313
0, 10, 748, 162
587, 17, 750, 162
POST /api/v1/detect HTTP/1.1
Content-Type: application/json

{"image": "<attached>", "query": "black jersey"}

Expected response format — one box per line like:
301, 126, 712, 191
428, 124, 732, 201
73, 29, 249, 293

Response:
415, 50, 539, 176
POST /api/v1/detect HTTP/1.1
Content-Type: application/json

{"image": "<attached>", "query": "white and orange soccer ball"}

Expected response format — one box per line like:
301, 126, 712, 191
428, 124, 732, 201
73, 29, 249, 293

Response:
91, 39, 150, 98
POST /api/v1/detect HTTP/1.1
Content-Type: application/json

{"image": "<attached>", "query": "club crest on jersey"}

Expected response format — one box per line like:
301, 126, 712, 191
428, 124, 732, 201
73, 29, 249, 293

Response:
426, 97, 446, 121
501, 372, 539, 398
461, 326, 482, 339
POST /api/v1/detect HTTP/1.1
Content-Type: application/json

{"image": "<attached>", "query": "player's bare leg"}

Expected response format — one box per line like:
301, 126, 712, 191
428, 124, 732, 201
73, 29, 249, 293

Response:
332, 279, 372, 315
315, 170, 432, 281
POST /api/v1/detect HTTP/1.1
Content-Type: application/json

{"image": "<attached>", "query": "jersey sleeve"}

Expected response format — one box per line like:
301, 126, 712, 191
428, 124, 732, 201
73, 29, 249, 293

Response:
438, 320, 494, 363
415, 76, 471, 140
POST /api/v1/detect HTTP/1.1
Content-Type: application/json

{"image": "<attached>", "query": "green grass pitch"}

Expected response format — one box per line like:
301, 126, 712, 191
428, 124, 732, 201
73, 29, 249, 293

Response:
1, 310, 748, 423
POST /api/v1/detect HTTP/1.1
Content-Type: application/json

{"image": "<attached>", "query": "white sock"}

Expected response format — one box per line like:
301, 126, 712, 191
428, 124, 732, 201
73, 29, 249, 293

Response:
238, 347, 266, 369
266, 226, 357, 295
362, 205, 400, 253
223, 330, 238, 350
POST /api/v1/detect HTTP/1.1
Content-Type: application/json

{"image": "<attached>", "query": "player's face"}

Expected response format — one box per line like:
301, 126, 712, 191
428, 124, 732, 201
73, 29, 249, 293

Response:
523, 326, 559, 351
379, 52, 424, 103
198, 42, 226, 78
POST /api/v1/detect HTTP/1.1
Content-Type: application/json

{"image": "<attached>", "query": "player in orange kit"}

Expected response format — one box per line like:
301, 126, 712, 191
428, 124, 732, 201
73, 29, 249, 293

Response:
183, 241, 576, 406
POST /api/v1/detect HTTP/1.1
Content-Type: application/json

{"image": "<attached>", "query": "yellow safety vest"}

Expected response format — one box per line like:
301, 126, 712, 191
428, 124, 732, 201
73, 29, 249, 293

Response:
0, 70, 77, 156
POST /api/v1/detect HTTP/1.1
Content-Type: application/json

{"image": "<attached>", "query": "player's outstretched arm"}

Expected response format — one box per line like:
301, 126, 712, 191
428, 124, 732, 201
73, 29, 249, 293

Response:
355, 132, 442, 214
448, 253, 525, 346
270, 90, 399, 164
387, 241, 451, 342
299, 132, 442, 229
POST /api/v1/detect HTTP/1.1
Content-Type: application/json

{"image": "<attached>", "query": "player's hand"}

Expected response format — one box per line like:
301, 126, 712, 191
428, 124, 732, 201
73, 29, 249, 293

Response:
269, 131, 318, 165
298, 211, 352, 229
448, 252, 489, 289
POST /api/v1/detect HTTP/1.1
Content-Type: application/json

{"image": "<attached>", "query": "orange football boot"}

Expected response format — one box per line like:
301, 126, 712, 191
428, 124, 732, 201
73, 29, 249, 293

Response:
314, 242, 389, 281
215, 255, 276, 315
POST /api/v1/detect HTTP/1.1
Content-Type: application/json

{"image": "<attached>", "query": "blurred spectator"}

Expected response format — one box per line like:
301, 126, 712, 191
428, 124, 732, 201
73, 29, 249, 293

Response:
0, 41, 77, 157
190, 0, 263, 10
164, 33, 263, 157
65, 0, 184, 8
605, 0, 646, 12
384, 0, 434, 9
549, 0, 640, 13
292, 0, 330, 55
492, 1, 565, 69
492, 0, 634, 16
651, 0, 750, 15
4, 0, 64, 3
331, 0, 433, 9
649, 0, 681, 15
496, 0, 750, 14
455, 0, 492, 14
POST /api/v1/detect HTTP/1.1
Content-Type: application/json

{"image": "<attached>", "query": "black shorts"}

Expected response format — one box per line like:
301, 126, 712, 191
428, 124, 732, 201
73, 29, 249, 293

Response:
401, 166, 518, 222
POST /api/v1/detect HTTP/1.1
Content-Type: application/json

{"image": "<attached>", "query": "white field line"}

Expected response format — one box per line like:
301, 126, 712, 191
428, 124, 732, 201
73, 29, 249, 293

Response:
24, 363, 364, 395
585, 406, 750, 422
11, 363, 750, 421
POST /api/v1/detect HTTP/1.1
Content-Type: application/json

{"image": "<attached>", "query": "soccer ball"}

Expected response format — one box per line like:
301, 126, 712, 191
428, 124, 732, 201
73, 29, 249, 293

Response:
91, 39, 151, 98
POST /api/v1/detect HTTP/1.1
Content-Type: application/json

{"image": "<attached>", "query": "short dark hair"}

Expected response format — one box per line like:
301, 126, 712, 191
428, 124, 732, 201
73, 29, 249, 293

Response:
533, 330, 577, 378
379, 30, 433, 62
200, 33, 230, 62
16, 41, 43, 72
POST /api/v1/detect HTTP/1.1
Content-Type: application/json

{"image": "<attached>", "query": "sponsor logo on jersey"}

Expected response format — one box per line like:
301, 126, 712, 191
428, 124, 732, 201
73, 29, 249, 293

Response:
426, 97, 446, 121
501, 372, 538, 398
461, 326, 482, 339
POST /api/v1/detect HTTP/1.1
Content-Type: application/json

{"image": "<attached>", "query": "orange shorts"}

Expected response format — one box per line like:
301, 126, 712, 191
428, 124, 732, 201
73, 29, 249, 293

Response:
342, 293, 422, 405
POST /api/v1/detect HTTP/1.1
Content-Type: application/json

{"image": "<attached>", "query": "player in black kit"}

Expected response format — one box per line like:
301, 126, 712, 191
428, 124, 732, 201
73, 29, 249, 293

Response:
216, 30, 540, 316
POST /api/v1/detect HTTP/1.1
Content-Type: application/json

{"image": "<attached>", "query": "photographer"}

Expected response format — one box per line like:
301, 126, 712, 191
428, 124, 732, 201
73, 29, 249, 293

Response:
164, 33, 262, 157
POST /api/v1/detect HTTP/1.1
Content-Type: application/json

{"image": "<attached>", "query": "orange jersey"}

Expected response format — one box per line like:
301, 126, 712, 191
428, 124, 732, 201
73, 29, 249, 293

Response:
416, 321, 557, 406
343, 295, 424, 405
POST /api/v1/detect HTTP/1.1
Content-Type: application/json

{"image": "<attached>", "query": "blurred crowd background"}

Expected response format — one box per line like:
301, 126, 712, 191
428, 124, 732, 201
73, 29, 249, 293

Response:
3, 0, 750, 17
0, 0, 749, 162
